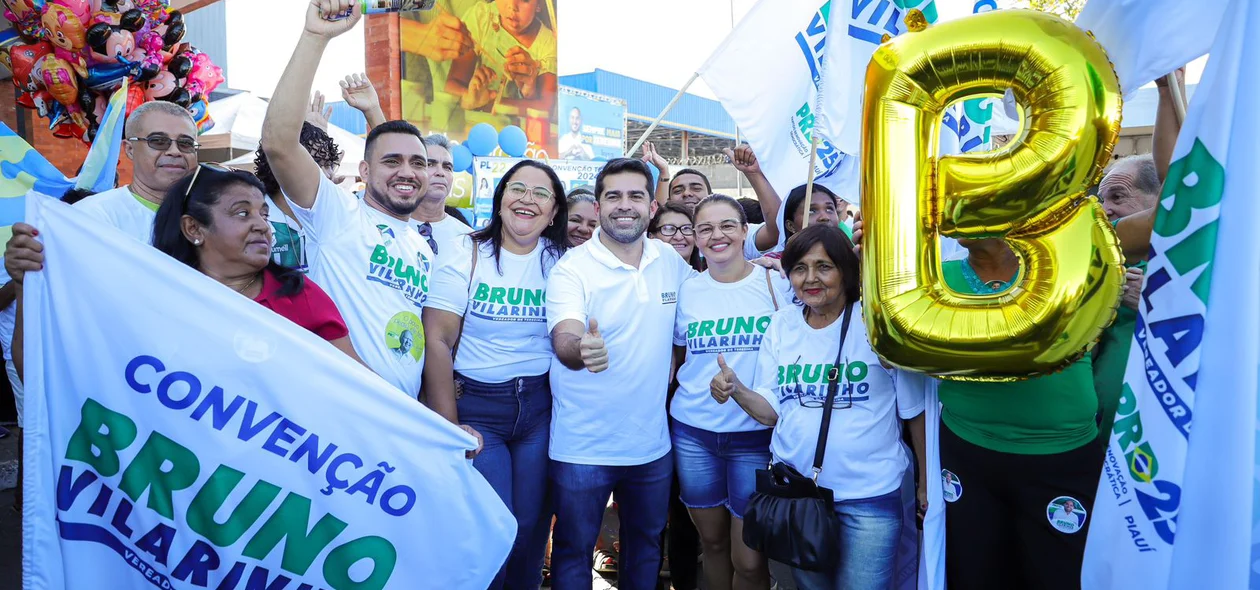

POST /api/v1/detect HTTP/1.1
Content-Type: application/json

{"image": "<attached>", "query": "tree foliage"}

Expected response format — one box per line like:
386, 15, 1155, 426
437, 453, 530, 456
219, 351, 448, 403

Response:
1012, 0, 1086, 20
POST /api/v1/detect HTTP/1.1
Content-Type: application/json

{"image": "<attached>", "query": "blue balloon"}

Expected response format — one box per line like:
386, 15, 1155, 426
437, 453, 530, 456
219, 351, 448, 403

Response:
450, 143, 473, 173
498, 125, 528, 158
466, 123, 499, 157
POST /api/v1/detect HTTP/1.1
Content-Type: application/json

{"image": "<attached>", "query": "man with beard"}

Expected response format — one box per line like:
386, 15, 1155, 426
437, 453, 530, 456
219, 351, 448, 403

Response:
410, 134, 472, 261
546, 158, 697, 588
259, 0, 435, 400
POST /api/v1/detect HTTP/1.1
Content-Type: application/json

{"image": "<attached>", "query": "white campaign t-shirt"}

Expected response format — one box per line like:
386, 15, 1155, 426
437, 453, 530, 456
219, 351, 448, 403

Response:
672, 266, 788, 433
546, 230, 697, 466
292, 175, 436, 396
744, 222, 771, 260
73, 186, 156, 244
266, 194, 311, 273
415, 213, 472, 262
426, 235, 558, 383
753, 302, 925, 500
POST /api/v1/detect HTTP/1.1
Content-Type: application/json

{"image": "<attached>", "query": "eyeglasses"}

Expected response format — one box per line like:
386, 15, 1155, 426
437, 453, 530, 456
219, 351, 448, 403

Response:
182, 163, 232, 210
418, 222, 439, 255
505, 181, 555, 202
127, 134, 201, 154
655, 224, 694, 237
791, 355, 853, 410
695, 219, 742, 240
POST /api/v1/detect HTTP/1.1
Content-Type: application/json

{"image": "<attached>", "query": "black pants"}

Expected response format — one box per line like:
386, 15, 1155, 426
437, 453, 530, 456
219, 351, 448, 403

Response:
939, 423, 1102, 590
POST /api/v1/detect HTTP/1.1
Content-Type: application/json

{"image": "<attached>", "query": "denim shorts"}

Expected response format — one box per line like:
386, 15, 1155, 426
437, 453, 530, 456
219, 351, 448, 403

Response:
670, 419, 772, 518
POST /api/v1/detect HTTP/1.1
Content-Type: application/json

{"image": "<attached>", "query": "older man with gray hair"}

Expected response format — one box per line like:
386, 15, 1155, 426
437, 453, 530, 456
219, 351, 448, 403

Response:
410, 133, 471, 260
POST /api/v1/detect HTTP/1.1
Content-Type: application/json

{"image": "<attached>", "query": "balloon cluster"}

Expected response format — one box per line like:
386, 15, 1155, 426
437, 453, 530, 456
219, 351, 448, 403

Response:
452, 122, 529, 173
0, 0, 224, 142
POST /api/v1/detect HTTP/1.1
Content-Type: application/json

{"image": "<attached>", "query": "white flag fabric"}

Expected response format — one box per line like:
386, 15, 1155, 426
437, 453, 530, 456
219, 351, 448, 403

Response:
697, 0, 846, 199
1083, 0, 1260, 587
1076, 0, 1228, 94
21, 196, 515, 589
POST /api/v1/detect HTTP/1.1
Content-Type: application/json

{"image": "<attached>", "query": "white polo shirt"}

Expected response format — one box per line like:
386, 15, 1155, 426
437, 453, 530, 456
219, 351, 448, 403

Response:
546, 229, 697, 466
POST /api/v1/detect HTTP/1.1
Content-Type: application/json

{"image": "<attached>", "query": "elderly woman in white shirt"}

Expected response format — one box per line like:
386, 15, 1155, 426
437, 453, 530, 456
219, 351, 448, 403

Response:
713, 224, 927, 589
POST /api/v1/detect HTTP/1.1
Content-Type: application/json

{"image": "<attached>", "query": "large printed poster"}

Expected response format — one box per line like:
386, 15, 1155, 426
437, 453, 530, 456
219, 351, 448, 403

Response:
471, 156, 602, 227
400, 0, 559, 157
557, 87, 626, 161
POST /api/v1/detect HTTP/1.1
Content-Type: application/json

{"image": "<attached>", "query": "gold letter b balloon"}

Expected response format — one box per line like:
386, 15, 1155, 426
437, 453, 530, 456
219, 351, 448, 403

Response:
860, 10, 1124, 381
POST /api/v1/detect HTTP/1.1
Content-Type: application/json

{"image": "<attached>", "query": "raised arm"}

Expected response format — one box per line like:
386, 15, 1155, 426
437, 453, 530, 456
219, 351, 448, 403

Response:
341, 73, 387, 131
1152, 68, 1186, 183
259, 0, 361, 209
725, 144, 782, 250
1116, 206, 1157, 264
641, 141, 672, 205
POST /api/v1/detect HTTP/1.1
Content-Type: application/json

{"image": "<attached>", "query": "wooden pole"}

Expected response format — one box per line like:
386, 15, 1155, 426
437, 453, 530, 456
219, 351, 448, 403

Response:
800, 130, 821, 230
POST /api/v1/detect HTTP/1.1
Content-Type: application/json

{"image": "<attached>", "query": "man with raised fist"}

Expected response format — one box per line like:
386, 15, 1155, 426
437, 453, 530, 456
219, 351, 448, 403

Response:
546, 158, 697, 589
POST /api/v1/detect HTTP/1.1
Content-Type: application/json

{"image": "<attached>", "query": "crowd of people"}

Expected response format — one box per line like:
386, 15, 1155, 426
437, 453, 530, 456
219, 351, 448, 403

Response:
0, 1, 1188, 589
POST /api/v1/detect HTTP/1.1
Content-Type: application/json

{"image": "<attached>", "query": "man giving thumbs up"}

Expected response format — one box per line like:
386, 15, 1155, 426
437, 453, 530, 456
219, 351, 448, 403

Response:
545, 159, 698, 588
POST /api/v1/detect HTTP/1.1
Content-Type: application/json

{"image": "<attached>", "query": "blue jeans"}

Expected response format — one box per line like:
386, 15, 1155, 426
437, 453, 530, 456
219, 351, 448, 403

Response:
671, 419, 771, 518
792, 488, 904, 590
456, 372, 552, 590
550, 453, 674, 590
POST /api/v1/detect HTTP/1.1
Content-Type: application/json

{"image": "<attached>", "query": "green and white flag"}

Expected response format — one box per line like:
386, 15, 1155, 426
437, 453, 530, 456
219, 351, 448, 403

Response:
1083, 0, 1260, 587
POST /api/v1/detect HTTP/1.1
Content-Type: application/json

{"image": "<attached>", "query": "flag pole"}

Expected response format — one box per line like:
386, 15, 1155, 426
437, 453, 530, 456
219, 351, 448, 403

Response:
1163, 72, 1187, 125
800, 130, 821, 230
627, 72, 700, 157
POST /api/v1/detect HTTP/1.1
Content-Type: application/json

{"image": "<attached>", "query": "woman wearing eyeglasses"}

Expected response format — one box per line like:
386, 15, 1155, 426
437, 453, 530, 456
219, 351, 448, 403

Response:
649, 201, 704, 271
714, 224, 927, 590
149, 165, 361, 360
669, 194, 790, 590
422, 160, 569, 589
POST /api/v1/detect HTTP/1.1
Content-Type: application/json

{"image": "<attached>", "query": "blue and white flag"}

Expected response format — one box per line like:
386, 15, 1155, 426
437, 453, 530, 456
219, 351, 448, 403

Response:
21, 196, 516, 589
697, 0, 845, 200
1083, 0, 1260, 587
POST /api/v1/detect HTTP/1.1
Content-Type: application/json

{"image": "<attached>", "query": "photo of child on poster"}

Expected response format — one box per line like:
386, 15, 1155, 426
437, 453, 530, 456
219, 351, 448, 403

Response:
400, 0, 558, 155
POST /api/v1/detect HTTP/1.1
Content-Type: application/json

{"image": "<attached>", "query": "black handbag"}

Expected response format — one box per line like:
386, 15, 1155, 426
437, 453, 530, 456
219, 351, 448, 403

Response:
742, 301, 854, 572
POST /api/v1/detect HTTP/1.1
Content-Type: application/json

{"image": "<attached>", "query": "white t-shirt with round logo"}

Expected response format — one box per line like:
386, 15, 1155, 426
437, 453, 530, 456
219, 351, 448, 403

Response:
672, 266, 789, 433
426, 235, 559, 383
290, 175, 435, 396
546, 231, 697, 466
752, 302, 926, 500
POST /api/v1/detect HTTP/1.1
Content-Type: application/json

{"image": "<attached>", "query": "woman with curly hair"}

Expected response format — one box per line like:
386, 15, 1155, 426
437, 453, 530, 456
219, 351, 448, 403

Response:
253, 121, 344, 273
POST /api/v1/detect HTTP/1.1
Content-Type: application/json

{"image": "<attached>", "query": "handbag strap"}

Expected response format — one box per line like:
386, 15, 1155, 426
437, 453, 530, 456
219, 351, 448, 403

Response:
810, 301, 854, 480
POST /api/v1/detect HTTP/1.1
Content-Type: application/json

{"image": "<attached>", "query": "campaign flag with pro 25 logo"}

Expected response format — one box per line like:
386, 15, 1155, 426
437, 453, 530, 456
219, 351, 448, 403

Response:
1083, 0, 1260, 587
696, 0, 847, 200
21, 196, 515, 588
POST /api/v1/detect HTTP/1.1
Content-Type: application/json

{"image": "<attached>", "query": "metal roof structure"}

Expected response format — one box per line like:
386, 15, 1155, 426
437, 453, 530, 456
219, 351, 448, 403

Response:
561, 70, 738, 164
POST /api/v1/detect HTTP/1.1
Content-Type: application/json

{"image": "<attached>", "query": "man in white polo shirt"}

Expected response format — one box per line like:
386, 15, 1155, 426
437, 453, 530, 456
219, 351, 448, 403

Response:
546, 158, 696, 589
259, 1, 435, 399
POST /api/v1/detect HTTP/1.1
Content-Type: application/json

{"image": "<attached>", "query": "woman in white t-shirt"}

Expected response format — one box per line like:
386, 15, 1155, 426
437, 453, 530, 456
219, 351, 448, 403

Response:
672, 194, 786, 589
713, 224, 927, 589
423, 160, 569, 590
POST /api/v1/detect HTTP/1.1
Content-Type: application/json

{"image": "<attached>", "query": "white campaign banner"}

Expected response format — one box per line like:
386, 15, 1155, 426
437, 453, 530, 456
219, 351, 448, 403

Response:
697, 0, 846, 200
1076, 0, 1227, 94
21, 195, 515, 589
1083, 0, 1260, 587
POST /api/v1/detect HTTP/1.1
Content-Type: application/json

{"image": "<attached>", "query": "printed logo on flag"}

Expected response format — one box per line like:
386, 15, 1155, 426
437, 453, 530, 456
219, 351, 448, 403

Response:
1047, 496, 1087, 534
795, 1, 831, 89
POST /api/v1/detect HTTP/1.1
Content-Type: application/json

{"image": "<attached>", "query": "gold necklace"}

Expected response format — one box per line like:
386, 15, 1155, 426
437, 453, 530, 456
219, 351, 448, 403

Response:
231, 273, 261, 295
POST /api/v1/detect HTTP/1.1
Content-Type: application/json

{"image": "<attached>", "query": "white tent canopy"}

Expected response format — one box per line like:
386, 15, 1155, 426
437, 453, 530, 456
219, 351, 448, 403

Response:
205, 92, 365, 179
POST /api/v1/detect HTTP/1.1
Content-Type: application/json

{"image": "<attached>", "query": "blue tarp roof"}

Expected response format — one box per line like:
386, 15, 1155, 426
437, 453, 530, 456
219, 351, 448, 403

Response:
561, 69, 736, 139
327, 101, 369, 136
